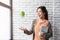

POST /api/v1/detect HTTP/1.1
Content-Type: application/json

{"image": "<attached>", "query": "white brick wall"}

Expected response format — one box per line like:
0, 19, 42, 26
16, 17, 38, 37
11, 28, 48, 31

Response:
13, 0, 60, 40
54, 0, 60, 40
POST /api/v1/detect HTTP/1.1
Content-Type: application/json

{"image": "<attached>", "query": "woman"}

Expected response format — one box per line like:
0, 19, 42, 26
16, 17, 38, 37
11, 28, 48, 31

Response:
19, 6, 53, 40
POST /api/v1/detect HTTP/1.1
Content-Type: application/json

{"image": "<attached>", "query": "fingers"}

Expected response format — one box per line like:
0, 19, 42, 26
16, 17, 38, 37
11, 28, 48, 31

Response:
19, 27, 24, 30
39, 32, 44, 36
19, 27, 25, 31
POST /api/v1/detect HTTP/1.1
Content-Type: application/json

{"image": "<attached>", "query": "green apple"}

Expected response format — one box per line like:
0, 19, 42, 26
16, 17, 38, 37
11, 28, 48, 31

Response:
20, 11, 25, 17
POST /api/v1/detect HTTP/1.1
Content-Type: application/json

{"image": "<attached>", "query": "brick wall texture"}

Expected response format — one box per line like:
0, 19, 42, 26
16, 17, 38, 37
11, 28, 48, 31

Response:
13, 0, 60, 40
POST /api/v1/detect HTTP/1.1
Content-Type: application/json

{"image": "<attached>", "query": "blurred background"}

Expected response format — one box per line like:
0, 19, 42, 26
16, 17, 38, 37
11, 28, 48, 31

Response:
0, 0, 10, 40
0, 0, 60, 40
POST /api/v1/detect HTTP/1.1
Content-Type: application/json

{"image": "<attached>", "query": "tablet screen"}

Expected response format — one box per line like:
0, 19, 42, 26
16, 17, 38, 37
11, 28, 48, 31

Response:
41, 26, 48, 33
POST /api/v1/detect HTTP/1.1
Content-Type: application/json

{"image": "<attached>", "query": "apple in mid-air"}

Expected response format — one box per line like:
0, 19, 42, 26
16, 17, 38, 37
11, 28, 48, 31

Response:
20, 11, 25, 17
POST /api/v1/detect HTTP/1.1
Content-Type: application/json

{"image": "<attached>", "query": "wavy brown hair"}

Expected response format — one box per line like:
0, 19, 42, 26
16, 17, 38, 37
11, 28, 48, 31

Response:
37, 6, 48, 20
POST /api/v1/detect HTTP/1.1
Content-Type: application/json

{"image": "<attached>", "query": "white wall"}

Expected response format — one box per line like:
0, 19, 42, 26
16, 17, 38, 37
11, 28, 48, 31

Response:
13, 0, 54, 40
0, 0, 10, 40
1, 0, 60, 40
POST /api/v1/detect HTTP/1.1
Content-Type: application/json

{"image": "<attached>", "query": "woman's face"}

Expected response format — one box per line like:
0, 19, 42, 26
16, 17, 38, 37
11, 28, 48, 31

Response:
37, 8, 45, 19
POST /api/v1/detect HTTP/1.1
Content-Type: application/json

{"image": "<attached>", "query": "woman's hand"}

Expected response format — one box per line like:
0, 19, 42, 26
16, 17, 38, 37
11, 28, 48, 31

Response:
39, 32, 43, 36
39, 32, 45, 37
19, 27, 26, 31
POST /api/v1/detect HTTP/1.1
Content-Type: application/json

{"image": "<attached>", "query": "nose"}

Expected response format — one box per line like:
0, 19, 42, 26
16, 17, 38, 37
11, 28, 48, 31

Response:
38, 12, 41, 15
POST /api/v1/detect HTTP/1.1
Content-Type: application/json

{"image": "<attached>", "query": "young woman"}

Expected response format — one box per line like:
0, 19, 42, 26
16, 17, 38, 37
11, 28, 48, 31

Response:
19, 6, 53, 40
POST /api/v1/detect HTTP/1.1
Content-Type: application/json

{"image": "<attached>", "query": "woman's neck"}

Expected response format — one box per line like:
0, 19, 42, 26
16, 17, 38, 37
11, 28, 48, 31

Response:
38, 17, 46, 23
38, 17, 45, 20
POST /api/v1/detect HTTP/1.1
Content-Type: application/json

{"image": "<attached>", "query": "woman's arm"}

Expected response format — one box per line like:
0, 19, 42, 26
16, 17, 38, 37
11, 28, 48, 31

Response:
24, 20, 35, 35
24, 27, 33, 35
45, 22, 53, 38
19, 19, 35, 35
19, 27, 33, 35
41, 22, 53, 38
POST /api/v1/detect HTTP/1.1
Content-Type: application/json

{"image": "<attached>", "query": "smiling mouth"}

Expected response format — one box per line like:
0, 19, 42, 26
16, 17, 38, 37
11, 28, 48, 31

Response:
39, 15, 41, 16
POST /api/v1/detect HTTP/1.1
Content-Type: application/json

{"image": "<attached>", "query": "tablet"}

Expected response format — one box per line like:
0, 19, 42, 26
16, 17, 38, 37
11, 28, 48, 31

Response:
41, 26, 48, 33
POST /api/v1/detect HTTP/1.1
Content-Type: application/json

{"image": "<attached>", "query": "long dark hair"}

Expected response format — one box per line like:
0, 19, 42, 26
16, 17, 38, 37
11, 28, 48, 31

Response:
37, 6, 48, 20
